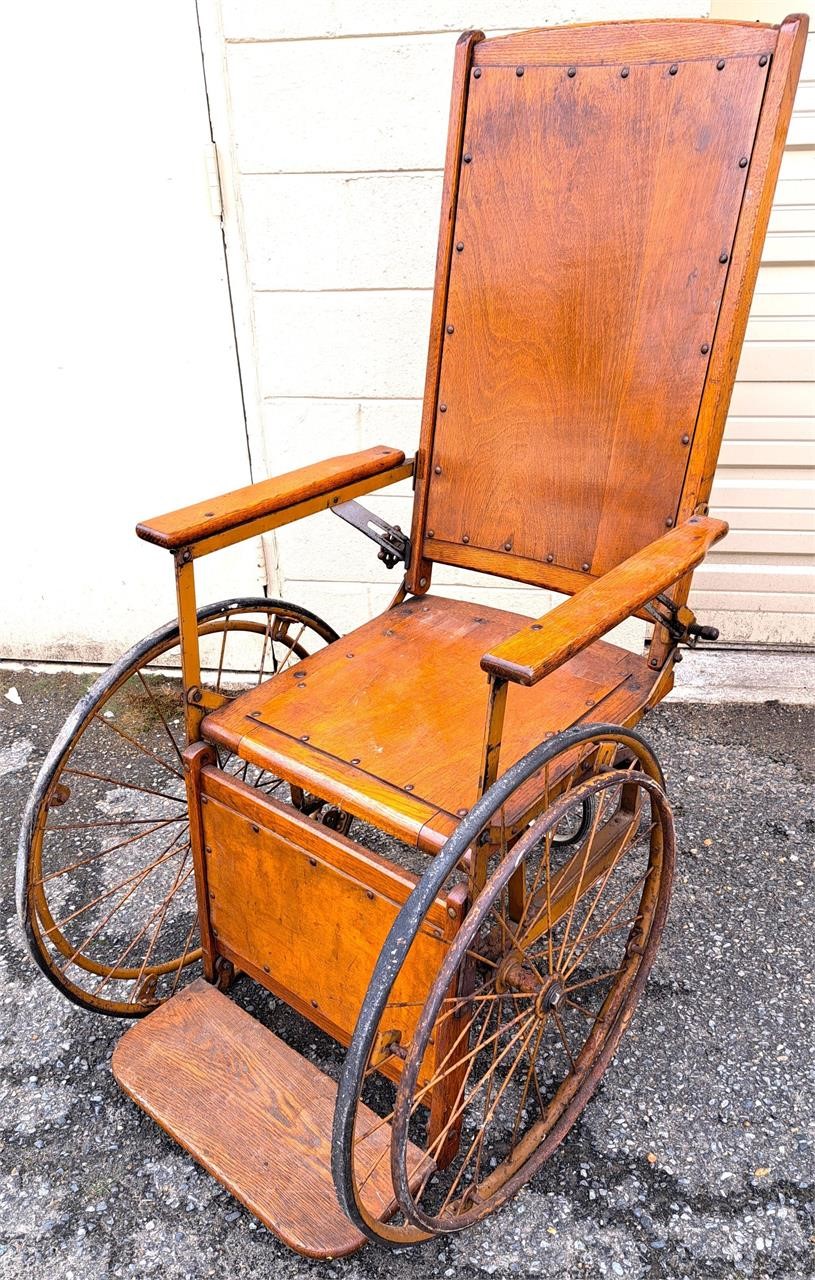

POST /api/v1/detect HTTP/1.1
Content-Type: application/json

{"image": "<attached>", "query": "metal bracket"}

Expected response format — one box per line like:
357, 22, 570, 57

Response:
331, 500, 412, 570
644, 594, 719, 647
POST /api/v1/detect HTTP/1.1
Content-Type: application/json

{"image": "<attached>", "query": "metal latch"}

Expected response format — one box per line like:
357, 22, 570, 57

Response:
644, 594, 719, 647
331, 500, 412, 570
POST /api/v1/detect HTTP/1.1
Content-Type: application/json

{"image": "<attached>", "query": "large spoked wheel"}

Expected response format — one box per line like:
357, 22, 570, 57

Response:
17, 597, 337, 1017
333, 724, 675, 1246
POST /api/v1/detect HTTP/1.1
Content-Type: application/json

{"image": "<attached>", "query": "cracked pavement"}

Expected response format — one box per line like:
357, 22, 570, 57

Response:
1, 670, 813, 1278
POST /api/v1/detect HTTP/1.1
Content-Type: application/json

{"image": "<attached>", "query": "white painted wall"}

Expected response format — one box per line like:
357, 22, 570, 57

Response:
0, 1, 260, 664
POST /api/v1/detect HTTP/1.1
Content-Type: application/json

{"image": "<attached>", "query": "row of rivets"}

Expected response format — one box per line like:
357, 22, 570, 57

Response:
471, 54, 769, 80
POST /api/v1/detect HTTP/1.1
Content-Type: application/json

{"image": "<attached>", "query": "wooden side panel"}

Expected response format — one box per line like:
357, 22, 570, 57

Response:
112, 979, 424, 1259
199, 769, 454, 1084
422, 48, 769, 583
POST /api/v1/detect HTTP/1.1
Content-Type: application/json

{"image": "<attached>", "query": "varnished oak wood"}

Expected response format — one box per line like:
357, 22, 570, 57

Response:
202, 595, 658, 849
472, 19, 777, 65
198, 767, 456, 1083
112, 980, 426, 1258
136, 446, 407, 551
481, 516, 727, 686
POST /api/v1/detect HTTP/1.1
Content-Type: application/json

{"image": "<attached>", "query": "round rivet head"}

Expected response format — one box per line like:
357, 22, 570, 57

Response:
669, 64, 678, 76
516, 66, 524, 77
567, 66, 577, 78
455, 241, 464, 252
350, 757, 360, 766
463, 153, 472, 164
681, 434, 690, 445
759, 54, 768, 67
621, 66, 630, 78
716, 59, 725, 70
439, 403, 447, 413
427, 529, 435, 538
419, 576, 427, 587
581, 562, 590, 572
700, 342, 710, 354
434, 464, 442, 475
446, 324, 455, 334
462, 534, 470, 544
504, 542, 512, 551
405, 783, 414, 792
473, 67, 481, 78
665, 517, 674, 528
739, 156, 748, 168
719, 251, 729, 264
546, 553, 554, 563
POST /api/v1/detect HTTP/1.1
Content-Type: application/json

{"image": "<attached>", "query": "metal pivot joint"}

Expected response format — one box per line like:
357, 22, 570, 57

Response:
644, 594, 720, 647
331, 500, 412, 570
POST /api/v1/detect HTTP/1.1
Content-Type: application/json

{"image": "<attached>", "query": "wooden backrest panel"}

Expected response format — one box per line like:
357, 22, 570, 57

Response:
408, 18, 808, 595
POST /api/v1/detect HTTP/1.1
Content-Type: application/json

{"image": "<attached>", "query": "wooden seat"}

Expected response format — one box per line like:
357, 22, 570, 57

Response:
202, 594, 654, 853
113, 979, 423, 1259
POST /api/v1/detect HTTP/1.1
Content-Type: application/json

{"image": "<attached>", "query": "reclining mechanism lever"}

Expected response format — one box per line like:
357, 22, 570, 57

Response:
331, 499, 412, 570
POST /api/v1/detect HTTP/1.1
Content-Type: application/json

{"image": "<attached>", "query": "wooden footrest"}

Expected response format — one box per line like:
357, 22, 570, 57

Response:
112, 979, 399, 1258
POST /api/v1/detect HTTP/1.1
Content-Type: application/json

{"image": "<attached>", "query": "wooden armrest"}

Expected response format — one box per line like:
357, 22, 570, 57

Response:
136, 446, 410, 552
481, 516, 728, 686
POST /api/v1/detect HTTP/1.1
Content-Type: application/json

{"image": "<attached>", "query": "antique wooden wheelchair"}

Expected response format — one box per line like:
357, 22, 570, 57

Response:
18, 15, 807, 1258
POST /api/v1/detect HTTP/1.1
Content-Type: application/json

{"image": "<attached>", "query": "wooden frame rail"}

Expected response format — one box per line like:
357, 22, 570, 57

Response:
481, 516, 727, 686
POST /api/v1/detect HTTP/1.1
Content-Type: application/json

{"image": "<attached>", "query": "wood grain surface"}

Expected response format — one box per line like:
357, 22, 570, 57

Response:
202, 595, 654, 847
112, 979, 424, 1258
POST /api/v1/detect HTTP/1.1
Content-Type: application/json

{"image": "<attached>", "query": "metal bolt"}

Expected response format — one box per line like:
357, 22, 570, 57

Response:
434, 464, 442, 475
446, 323, 455, 333
181, 549, 192, 563
462, 534, 470, 543
350, 757, 360, 765
463, 154, 472, 164
719, 251, 729, 264
301, 734, 309, 742
665, 517, 674, 528
405, 783, 414, 791
700, 342, 710, 354
427, 529, 435, 538
716, 59, 725, 70
531, 624, 542, 632
516, 66, 524, 77
311, 999, 318, 1009
457, 808, 468, 818
251, 823, 259, 834
669, 64, 678, 76
473, 67, 481, 78
455, 241, 464, 252
621, 66, 630, 78
346, 652, 354, 658
567, 66, 576, 78
650, 658, 659, 668
759, 54, 768, 66
504, 541, 512, 551
263, 964, 270, 974
366, 890, 375, 900
681, 433, 690, 445
439, 403, 447, 413
189, 686, 202, 704
201, 796, 208, 805
419, 576, 427, 587
297, 681, 306, 688
546, 553, 554, 563
308, 857, 317, 866
739, 156, 748, 168
204, 845, 212, 854
581, 562, 590, 572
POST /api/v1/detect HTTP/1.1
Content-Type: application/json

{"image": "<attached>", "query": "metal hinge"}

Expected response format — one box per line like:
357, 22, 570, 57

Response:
331, 500, 412, 570
204, 142, 223, 218
644, 594, 719, 647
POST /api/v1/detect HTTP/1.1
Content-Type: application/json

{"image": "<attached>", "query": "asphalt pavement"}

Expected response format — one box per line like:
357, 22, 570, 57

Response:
1, 670, 813, 1279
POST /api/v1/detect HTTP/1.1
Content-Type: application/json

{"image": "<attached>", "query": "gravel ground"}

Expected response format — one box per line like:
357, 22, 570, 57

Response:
1, 670, 813, 1279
